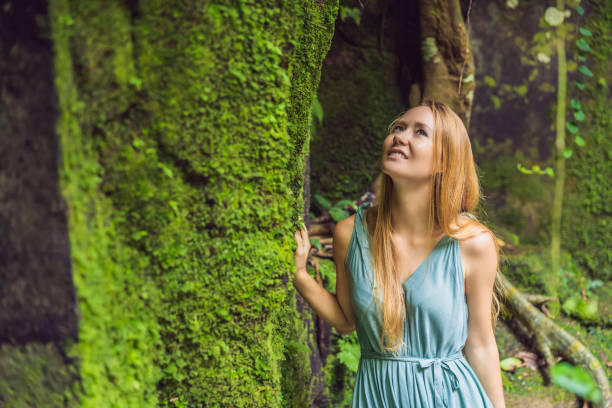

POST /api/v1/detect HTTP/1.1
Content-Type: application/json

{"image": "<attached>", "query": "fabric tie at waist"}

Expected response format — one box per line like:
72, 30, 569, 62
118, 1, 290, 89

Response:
360, 350, 464, 408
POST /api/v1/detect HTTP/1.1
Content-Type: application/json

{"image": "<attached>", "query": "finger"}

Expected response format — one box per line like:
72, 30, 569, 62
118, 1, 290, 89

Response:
299, 226, 307, 241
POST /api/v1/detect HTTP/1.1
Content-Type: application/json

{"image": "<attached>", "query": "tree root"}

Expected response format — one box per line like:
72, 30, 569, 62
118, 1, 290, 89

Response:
502, 276, 611, 407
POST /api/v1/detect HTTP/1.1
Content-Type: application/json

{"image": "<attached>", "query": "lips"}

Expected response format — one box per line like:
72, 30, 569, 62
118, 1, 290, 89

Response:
388, 148, 408, 159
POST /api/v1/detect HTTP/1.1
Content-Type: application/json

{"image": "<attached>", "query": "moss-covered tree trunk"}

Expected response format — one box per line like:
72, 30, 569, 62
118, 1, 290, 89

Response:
1, 1, 338, 406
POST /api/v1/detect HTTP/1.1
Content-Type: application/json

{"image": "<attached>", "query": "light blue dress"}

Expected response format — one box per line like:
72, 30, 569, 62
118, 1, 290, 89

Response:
345, 202, 495, 408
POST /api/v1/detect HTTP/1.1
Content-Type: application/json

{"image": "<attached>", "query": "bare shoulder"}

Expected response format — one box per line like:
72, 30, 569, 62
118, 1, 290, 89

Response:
333, 213, 356, 258
456, 215, 498, 280
460, 230, 496, 257
334, 206, 377, 250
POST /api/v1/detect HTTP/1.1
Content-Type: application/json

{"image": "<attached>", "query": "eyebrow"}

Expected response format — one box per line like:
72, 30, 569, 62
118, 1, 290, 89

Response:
389, 119, 432, 132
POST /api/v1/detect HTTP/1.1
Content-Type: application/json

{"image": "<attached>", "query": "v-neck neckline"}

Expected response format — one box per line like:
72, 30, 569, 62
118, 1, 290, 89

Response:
398, 234, 447, 287
358, 203, 448, 289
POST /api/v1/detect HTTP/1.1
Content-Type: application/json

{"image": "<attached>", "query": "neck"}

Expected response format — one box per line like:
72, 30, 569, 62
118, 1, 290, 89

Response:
389, 182, 441, 243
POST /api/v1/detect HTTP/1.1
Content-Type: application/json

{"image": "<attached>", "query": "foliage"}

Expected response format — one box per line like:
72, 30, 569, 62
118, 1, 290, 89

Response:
500, 357, 522, 372
310, 93, 324, 136
336, 332, 361, 373
503, 252, 550, 295
312, 193, 357, 222
561, 294, 599, 324
562, 0, 612, 281
339, 6, 361, 26
473, 137, 552, 246
551, 361, 602, 403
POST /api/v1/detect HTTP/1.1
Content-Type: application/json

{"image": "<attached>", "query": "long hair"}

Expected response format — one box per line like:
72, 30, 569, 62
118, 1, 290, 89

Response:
369, 99, 505, 354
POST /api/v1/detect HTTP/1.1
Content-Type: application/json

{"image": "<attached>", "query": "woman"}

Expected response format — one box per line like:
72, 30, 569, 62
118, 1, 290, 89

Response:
293, 99, 506, 407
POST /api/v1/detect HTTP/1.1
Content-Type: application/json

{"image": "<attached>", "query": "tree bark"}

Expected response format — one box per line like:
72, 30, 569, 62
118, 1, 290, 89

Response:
418, 0, 475, 125
503, 276, 611, 407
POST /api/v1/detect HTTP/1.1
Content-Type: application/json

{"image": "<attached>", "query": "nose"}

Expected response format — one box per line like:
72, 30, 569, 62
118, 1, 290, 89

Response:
392, 131, 411, 146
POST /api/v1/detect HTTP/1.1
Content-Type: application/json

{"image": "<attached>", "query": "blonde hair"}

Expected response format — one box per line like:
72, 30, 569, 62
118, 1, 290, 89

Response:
369, 99, 505, 353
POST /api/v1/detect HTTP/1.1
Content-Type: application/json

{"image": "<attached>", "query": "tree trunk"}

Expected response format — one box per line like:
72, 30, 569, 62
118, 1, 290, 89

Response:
1, 1, 339, 406
418, 0, 475, 125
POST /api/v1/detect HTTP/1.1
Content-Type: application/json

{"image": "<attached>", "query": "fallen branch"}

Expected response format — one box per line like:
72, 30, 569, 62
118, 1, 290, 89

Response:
502, 275, 611, 407
524, 294, 557, 305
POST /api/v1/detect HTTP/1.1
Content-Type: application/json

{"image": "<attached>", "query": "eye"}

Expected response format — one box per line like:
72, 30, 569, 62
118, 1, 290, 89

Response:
392, 124, 404, 132
417, 128, 428, 137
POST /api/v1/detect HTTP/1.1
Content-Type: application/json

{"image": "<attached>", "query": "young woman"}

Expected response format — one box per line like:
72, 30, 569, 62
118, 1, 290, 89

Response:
293, 100, 506, 407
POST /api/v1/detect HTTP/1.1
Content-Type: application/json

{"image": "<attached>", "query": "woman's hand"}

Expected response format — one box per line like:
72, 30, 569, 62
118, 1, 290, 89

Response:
293, 217, 311, 277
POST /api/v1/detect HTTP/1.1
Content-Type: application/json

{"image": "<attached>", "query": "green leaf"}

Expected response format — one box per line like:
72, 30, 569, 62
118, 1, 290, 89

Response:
311, 94, 323, 124
279, 71, 290, 86
339, 6, 361, 25
337, 342, 361, 372
579, 65, 594, 77
313, 193, 332, 209
586, 279, 603, 290
577, 54, 587, 62
500, 357, 522, 372
329, 207, 350, 222
566, 121, 579, 134
158, 163, 174, 179
562, 294, 599, 323
310, 237, 322, 250
551, 362, 601, 402
579, 27, 592, 37
574, 5, 584, 15
228, 68, 246, 83
545, 167, 555, 178
309, 113, 316, 136
334, 199, 354, 209
516, 162, 533, 174
562, 148, 573, 158
574, 110, 585, 122
169, 200, 179, 216
532, 164, 541, 172
574, 80, 585, 90
570, 98, 581, 110
575, 135, 585, 147
576, 39, 591, 52
598, 77, 607, 88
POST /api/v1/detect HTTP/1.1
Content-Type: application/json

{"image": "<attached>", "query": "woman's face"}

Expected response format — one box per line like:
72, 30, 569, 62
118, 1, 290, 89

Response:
381, 106, 436, 182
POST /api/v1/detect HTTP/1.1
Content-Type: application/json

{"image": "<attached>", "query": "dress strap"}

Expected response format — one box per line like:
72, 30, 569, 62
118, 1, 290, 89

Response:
356, 202, 372, 249
360, 350, 463, 408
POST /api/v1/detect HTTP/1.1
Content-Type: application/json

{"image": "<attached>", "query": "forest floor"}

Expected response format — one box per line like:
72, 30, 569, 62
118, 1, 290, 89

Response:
496, 283, 611, 407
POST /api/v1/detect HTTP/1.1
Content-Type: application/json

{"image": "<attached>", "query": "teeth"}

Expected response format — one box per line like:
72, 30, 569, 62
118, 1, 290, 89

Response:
389, 152, 407, 159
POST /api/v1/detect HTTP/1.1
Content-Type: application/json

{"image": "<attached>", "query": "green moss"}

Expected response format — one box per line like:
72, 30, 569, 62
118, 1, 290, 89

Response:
0, 343, 78, 407
50, 2, 164, 406
562, 0, 612, 281
48, 0, 339, 406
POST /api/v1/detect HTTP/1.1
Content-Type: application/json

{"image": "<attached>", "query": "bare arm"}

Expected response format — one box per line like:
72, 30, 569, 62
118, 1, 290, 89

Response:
463, 232, 506, 408
292, 217, 355, 334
